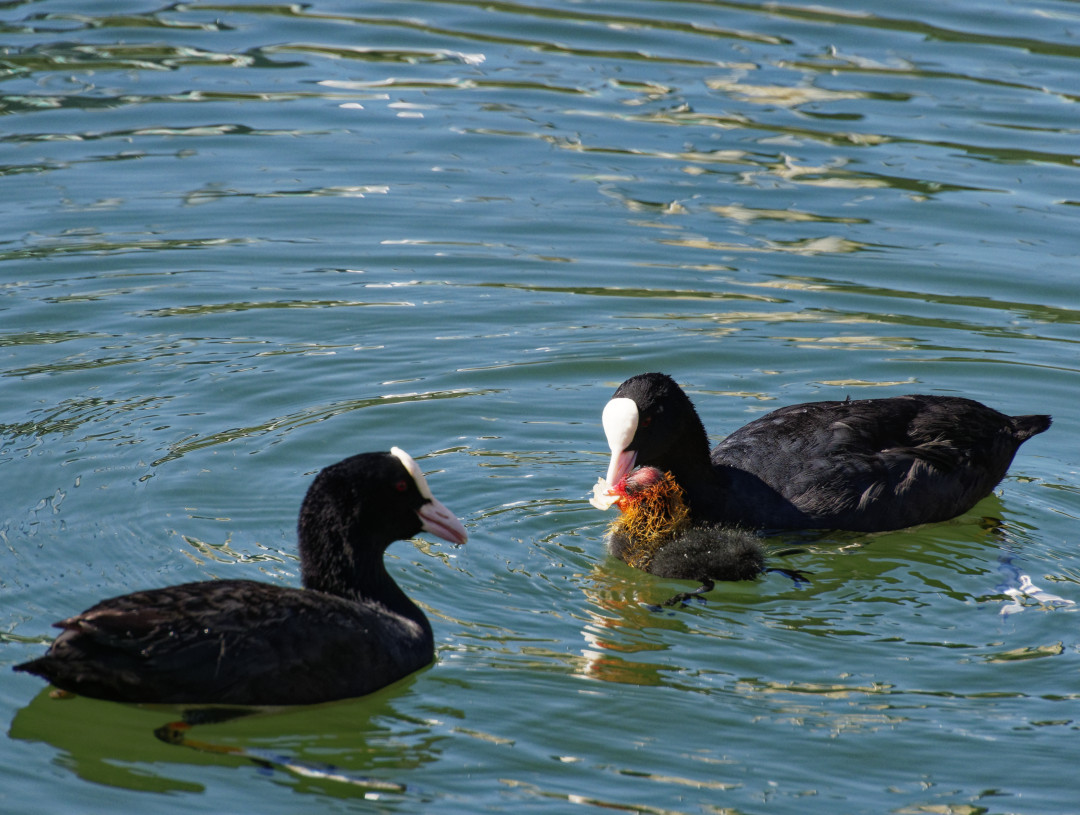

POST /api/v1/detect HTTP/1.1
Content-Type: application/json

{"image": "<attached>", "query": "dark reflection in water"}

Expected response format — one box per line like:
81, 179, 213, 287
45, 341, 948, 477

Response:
9, 684, 438, 798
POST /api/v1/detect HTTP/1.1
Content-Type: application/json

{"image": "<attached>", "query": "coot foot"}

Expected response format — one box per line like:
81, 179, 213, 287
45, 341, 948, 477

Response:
765, 567, 811, 587
662, 579, 715, 607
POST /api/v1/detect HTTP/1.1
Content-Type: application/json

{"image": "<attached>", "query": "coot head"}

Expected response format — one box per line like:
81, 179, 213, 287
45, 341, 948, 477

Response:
298, 447, 467, 596
605, 466, 691, 566
601, 372, 711, 488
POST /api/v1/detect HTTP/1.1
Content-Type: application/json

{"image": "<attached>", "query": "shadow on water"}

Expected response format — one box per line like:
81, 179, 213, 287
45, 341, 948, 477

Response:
8, 679, 440, 799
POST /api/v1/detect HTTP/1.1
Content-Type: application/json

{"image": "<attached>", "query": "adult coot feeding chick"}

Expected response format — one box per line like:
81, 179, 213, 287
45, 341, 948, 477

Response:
593, 372, 1050, 533
15, 448, 467, 706
603, 465, 768, 602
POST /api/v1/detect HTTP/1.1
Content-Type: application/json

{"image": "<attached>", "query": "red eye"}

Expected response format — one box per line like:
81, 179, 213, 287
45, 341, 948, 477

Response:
395, 480, 409, 492
641, 416, 653, 428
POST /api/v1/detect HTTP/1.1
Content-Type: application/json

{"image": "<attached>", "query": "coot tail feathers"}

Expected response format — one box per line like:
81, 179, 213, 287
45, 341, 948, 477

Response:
1013, 414, 1052, 442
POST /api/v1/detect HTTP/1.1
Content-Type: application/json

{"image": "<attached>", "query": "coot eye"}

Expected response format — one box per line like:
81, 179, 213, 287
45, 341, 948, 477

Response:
395, 480, 409, 492
641, 416, 653, 428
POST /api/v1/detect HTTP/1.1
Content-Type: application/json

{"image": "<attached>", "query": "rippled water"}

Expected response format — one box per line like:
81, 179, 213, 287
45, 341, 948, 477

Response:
3, 1, 1080, 813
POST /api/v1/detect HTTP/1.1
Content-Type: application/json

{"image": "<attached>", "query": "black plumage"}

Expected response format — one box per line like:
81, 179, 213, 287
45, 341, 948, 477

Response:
643, 525, 765, 583
600, 372, 1051, 532
14, 449, 467, 706
609, 518, 765, 583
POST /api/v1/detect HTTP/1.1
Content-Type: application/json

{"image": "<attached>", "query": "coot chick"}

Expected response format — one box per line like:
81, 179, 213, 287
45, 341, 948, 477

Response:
593, 372, 1050, 532
14, 448, 468, 706
604, 465, 766, 587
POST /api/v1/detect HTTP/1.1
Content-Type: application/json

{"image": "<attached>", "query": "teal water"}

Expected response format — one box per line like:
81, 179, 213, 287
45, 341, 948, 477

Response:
3, 1, 1079, 812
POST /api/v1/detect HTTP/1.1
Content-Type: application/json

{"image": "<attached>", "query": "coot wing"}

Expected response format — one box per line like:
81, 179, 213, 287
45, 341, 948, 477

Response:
712, 395, 1033, 530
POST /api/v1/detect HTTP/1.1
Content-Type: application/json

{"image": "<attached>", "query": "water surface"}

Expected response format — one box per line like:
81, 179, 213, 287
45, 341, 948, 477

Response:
3, 1, 1079, 813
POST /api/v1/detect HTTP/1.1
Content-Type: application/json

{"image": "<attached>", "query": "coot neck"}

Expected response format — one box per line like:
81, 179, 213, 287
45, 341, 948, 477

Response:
300, 527, 431, 634
653, 401, 716, 493
653, 405, 774, 527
